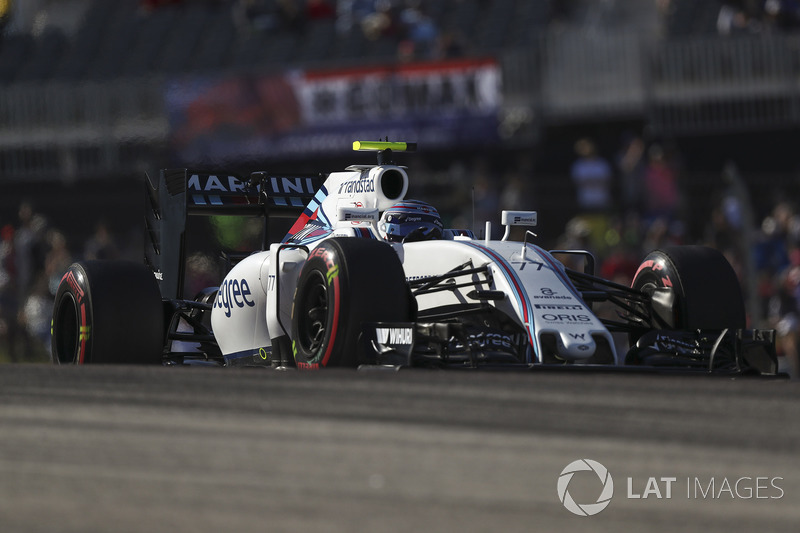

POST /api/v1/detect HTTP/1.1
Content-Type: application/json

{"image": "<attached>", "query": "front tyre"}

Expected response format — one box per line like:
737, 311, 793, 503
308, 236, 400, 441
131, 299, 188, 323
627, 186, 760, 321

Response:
51, 261, 164, 364
631, 245, 745, 334
290, 238, 412, 368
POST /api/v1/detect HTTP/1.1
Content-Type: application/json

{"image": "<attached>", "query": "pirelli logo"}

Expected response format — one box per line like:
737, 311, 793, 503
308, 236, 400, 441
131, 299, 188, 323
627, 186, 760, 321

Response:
376, 327, 413, 345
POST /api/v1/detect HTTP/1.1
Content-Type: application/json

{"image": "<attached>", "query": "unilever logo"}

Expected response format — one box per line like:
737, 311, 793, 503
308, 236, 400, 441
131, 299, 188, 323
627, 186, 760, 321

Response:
557, 459, 614, 516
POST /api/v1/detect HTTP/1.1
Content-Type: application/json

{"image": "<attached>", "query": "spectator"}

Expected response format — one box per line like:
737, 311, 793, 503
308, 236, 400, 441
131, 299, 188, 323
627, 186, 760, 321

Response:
642, 143, 681, 223
766, 256, 800, 377
1, 0, 13, 35
306, 0, 335, 20
140, 0, 184, 13
84, 221, 118, 261
399, 2, 438, 58
717, 4, 759, 35
570, 138, 613, 213
14, 202, 46, 308
615, 132, 646, 215
19, 273, 51, 355
361, 0, 398, 41
276, 0, 304, 33
471, 161, 500, 238
0, 224, 18, 361
235, 0, 281, 34
434, 29, 466, 59
44, 229, 72, 297
753, 202, 793, 275
336, 0, 375, 33
570, 137, 614, 254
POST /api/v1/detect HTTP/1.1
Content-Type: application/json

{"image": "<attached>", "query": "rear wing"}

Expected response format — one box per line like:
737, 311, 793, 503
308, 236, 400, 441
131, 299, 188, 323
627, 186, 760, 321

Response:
145, 169, 324, 299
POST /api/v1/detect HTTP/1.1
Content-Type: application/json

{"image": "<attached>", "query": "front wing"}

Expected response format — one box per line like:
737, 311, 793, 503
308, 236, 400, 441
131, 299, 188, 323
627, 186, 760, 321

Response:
359, 321, 780, 375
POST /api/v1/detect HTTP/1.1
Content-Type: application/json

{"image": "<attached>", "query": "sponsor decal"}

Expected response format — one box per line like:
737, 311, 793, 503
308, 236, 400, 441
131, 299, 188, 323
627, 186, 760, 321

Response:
502, 210, 537, 226
343, 212, 373, 221
338, 177, 375, 195
188, 174, 245, 192
376, 327, 413, 345
466, 331, 518, 350
214, 278, 255, 318
340, 206, 379, 223
532, 287, 573, 301
541, 314, 592, 323
269, 176, 317, 195
188, 174, 318, 197
650, 333, 700, 354
534, 304, 584, 310
405, 274, 434, 282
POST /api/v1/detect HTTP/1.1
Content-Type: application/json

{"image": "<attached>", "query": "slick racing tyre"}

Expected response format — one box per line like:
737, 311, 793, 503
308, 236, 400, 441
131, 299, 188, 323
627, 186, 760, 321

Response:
51, 261, 164, 364
290, 238, 412, 368
630, 245, 745, 337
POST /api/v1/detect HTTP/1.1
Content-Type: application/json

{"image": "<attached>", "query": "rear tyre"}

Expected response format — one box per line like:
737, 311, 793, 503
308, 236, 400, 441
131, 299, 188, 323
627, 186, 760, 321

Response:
630, 245, 745, 339
51, 261, 164, 364
290, 238, 412, 368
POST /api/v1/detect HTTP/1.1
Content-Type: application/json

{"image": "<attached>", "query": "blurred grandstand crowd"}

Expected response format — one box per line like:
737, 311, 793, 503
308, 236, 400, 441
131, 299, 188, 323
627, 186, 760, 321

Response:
2, 0, 800, 375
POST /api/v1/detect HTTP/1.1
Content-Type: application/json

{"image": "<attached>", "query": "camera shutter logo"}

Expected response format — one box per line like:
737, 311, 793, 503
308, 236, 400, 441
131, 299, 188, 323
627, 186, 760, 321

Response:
557, 459, 614, 516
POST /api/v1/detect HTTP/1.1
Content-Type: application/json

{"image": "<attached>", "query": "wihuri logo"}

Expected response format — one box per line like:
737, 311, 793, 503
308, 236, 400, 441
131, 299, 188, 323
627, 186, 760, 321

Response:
557, 459, 614, 516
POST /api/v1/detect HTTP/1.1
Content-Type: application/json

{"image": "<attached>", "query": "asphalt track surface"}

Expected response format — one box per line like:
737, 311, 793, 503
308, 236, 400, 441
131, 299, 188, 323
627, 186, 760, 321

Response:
1, 364, 798, 533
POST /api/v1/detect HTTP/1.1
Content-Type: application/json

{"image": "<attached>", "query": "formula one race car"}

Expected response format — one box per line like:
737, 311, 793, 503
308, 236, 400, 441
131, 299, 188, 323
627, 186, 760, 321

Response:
51, 141, 778, 374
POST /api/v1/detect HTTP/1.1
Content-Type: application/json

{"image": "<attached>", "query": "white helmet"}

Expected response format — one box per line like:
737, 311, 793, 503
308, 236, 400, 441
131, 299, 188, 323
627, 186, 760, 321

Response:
378, 199, 443, 242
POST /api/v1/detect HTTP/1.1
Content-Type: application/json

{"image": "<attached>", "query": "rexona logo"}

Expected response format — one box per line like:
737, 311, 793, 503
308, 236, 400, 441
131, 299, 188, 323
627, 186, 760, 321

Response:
557, 459, 614, 516
215, 278, 255, 318
376, 327, 413, 345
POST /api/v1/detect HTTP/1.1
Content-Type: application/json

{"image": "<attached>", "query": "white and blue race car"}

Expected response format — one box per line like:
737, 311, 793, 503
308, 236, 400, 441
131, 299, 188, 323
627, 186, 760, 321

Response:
51, 141, 778, 374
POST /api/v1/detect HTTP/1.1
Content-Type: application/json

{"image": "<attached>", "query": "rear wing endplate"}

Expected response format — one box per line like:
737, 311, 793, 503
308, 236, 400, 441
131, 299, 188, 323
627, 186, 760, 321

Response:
145, 169, 324, 299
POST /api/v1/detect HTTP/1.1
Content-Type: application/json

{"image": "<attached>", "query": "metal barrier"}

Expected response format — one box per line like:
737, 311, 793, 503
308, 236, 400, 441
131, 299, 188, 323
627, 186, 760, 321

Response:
503, 31, 800, 131
647, 35, 800, 133
0, 78, 168, 180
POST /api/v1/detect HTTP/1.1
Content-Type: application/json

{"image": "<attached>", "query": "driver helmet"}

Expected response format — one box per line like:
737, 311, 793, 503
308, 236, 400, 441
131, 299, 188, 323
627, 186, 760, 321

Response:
378, 199, 443, 242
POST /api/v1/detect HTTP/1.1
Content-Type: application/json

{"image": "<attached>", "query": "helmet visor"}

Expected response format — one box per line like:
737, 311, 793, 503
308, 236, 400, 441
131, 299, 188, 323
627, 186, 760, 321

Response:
381, 212, 443, 242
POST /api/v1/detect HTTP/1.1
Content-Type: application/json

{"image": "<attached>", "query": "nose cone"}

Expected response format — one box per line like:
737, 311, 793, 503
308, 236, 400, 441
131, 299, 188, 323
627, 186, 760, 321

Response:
557, 331, 596, 360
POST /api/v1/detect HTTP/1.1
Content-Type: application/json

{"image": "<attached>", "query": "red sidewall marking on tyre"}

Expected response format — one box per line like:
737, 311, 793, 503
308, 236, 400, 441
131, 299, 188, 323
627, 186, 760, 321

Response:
632, 259, 674, 288
633, 259, 656, 280
320, 275, 340, 367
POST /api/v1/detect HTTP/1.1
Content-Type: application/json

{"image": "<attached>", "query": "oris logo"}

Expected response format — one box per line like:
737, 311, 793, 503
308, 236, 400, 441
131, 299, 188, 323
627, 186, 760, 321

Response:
542, 313, 591, 322
557, 459, 614, 516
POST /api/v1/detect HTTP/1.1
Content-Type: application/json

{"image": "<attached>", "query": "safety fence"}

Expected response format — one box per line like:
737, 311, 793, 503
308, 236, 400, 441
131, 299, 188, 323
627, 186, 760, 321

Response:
2, 32, 800, 180
0, 78, 167, 180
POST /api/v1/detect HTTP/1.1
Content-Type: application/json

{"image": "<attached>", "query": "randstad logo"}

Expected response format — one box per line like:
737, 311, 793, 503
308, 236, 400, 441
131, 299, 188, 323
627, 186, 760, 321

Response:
557, 459, 614, 516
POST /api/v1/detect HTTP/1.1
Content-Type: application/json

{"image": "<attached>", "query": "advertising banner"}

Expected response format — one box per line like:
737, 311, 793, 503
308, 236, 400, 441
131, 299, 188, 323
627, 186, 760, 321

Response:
166, 58, 501, 163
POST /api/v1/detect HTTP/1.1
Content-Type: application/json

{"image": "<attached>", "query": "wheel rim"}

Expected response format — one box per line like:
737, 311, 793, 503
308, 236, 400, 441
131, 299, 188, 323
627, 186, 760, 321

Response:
297, 271, 328, 353
54, 293, 79, 364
